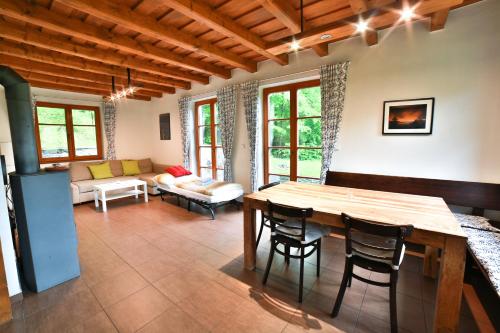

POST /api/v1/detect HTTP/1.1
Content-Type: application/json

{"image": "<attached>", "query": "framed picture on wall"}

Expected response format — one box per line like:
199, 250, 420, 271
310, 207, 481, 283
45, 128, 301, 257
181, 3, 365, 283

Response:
382, 98, 434, 135
159, 113, 171, 140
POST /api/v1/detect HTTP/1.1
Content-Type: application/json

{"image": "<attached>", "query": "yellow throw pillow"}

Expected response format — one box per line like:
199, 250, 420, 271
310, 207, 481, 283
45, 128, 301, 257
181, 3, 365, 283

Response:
88, 162, 114, 180
122, 160, 141, 176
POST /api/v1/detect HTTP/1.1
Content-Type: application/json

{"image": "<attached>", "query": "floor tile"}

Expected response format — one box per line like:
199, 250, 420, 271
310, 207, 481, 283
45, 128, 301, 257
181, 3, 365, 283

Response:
105, 286, 174, 333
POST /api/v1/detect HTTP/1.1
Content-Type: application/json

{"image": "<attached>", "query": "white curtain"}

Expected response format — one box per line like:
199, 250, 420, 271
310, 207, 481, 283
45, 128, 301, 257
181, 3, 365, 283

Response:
216, 85, 238, 182
241, 80, 259, 192
178, 96, 192, 169
320, 61, 350, 183
103, 102, 117, 160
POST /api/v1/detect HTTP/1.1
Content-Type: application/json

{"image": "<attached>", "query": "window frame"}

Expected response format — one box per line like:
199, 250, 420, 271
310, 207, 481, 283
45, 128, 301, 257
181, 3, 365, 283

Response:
194, 98, 223, 179
34, 101, 103, 163
263, 79, 321, 184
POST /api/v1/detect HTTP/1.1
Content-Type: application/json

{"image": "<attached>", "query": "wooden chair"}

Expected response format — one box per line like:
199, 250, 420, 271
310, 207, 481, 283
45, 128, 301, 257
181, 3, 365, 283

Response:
262, 199, 326, 303
255, 181, 280, 248
331, 213, 414, 333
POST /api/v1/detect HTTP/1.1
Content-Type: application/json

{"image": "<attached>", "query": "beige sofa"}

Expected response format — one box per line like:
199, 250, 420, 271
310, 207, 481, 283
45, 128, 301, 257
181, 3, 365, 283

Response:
69, 158, 169, 204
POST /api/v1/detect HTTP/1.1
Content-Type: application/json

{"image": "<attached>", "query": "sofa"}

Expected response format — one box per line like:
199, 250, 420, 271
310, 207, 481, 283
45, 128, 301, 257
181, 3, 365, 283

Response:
69, 158, 169, 204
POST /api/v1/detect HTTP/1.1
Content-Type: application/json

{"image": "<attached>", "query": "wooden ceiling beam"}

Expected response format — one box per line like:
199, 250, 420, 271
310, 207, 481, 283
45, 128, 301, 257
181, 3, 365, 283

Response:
29, 80, 151, 101
0, 0, 229, 80
166, 0, 288, 66
260, 0, 302, 34
0, 54, 175, 95
259, 0, 329, 57
55, 0, 257, 72
0, 43, 181, 92
349, 0, 369, 14
16, 70, 162, 98
0, 18, 204, 85
430, 9, 450, 31
266, 0, 464, 54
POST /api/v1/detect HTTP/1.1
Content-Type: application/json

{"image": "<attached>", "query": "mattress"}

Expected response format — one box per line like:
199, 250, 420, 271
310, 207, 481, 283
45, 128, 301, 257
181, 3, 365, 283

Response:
154, 174, 243, 204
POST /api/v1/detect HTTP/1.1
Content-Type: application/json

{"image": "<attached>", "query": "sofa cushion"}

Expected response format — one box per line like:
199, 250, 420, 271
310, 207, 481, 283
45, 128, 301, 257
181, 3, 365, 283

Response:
109, 160, 124, 177
70, 161, 93, 182
122, 160, 141, 176
138, 173, 158, 187
88, 162, 114, 179
138, 158, 153, 173
74, 176, 138, 193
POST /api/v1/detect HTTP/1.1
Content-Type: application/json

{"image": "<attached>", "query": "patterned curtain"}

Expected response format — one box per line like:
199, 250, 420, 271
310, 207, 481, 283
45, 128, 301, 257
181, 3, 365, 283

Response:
103, 102, 117, 160
216, 85, 238, 182
320, 61, 350, 183
178, 96, 192, 169
241, 80, 259, 192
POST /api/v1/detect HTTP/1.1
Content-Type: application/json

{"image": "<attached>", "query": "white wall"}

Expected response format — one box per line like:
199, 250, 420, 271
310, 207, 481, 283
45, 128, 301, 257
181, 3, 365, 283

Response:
146, 0, 500, 192
0, 87, 22, 296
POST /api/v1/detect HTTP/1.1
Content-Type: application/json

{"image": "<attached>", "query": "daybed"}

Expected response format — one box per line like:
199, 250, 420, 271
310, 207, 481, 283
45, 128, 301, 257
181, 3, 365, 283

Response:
154, 173, 243, 219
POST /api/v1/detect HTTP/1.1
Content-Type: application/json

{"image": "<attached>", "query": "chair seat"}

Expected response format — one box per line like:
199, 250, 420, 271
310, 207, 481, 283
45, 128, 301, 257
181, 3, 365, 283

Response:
351, 232, 405, 268
276, 221, 329, 244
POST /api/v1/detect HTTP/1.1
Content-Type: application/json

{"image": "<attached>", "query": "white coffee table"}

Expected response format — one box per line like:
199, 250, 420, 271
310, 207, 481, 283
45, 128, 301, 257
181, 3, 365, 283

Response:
93, 179, 148, 212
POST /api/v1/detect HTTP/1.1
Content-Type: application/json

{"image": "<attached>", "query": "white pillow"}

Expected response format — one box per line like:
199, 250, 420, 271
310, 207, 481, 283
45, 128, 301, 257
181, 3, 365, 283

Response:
154, 173, 176, 186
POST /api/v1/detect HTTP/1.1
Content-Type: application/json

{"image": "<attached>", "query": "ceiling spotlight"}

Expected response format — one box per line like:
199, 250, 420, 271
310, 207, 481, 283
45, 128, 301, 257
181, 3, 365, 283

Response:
290, 40, 301, 51
320, 34, 332, 40
401, 7, 414, 21
356, 20, 369, 33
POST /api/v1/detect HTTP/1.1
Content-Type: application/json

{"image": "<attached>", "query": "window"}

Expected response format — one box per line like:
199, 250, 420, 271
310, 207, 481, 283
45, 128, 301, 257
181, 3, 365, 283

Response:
194, 99, 224, 180
263, 80, 322, 184
35, 102, 103, 163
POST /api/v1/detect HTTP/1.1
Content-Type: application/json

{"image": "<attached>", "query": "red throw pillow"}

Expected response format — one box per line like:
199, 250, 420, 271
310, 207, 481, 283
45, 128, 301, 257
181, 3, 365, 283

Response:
178, 166, 192, 176
165, 165, 192, 177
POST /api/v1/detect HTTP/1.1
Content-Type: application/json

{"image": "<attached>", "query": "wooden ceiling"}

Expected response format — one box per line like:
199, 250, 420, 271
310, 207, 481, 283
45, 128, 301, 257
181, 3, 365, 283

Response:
0, 0, 478, 101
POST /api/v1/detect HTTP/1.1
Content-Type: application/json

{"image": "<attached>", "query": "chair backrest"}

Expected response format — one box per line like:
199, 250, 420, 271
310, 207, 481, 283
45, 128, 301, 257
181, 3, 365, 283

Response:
267, 200, 313, 242
342, 213, 414, 268
258, 181, 280, 192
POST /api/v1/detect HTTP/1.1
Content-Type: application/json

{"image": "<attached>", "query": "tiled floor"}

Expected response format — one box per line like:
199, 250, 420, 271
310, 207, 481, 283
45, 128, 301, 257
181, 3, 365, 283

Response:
1, 196, 479, 333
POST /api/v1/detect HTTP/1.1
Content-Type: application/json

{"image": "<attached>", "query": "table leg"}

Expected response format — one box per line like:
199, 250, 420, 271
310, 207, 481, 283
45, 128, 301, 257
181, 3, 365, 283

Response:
102, 191, 107, 212
144, 184, 148, 202
94, 189, 99, 209
423, 246, 439, 279
243, 198, 257, 270
134, 185, 138, 199
433, 236, 466, 333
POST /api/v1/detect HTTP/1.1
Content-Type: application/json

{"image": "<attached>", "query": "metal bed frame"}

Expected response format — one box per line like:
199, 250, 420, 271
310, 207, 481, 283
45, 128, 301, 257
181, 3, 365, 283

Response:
158, 188, 241, 220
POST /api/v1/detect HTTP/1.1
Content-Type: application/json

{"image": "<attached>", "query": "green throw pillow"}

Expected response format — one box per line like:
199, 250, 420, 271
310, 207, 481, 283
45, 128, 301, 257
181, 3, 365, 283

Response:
122, 160, 141, 176
88, 162, 114, 180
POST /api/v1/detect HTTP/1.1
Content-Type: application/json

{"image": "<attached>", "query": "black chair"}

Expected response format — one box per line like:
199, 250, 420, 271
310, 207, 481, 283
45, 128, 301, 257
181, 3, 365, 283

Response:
262, 200, 326, 303
255, 181, 280, 248
331, 213, 414, 333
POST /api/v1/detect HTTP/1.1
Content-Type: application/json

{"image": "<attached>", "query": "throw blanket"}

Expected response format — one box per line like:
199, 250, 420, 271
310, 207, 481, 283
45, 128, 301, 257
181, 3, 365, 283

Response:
177, 179, 242, 196
455, 213, 500, 297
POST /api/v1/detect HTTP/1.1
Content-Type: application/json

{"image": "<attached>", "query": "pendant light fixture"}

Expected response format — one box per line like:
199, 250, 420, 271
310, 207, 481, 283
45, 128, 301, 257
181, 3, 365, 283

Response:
107, 68, 137, 102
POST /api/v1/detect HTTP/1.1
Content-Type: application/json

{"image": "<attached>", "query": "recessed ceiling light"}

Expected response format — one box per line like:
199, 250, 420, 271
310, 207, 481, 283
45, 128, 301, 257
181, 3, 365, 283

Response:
401, 7, 414, 21
356, 20, 369, 33
320, 34, 332, 40
290, 40, 301, 51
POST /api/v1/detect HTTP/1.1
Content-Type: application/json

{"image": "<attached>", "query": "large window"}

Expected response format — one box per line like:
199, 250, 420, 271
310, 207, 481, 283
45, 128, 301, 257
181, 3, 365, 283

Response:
194, 99, 224, 180
35, 102, 103, 163
263, 80, 322, 184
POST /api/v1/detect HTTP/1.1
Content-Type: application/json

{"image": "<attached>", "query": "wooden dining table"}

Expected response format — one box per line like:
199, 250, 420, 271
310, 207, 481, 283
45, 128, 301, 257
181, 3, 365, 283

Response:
243, 181, 467, 333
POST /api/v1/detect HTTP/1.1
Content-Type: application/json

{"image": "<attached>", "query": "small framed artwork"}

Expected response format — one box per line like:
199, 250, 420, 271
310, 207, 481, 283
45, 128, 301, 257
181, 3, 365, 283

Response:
159, 113, 171, 140
383, 98, 434, 135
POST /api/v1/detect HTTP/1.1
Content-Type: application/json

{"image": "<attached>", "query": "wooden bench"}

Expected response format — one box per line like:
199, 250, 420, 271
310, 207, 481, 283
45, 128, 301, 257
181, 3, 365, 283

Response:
324, 171, 500, 331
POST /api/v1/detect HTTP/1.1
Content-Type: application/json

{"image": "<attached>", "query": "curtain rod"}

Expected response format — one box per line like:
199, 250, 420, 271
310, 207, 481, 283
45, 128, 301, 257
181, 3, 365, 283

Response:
190, 68, 319, 101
